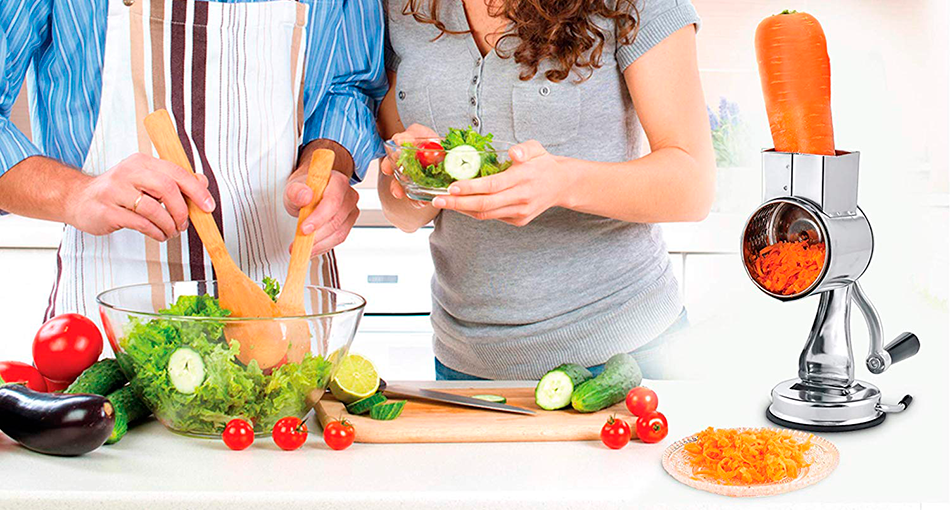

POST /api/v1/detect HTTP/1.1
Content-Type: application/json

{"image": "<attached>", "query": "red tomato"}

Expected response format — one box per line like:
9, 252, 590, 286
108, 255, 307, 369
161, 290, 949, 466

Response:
0, 361, 48, 392
625, 387, 658, 417
33, 313, 103, 382
600, 416, 631, 450
323, 419, 355, 451
636, 411, 668, 444
44, 378, 71, 392
272, 416, 308, 451
222, 419, 255, 451
415, 141, 445, 168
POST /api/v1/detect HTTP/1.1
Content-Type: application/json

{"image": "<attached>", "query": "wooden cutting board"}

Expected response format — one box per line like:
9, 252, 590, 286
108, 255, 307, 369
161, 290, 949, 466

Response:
314, 386, 628, 443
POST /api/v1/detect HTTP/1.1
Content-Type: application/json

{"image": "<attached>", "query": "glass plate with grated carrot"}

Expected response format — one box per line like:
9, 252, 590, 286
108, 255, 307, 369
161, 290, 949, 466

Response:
662, 427, 839, 497
748, 240, 826, 295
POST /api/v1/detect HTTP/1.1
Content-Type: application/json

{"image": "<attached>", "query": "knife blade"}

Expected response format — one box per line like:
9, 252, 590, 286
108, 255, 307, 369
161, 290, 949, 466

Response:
382, 383, 536, 415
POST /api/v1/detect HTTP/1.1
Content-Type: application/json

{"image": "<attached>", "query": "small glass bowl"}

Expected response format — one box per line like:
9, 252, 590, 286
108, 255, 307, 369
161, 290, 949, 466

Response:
384, 138, 512, 202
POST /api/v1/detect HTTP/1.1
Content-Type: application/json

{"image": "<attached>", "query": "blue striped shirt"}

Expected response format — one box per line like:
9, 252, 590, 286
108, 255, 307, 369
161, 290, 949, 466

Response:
0, 0, 386, 181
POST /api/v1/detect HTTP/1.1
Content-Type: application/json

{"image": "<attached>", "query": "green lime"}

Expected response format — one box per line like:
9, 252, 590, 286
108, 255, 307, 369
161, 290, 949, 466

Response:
329, 353, 379, 404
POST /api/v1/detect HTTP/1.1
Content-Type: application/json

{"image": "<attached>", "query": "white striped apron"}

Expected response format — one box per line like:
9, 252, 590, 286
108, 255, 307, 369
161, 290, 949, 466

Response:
45, 0, 339, 343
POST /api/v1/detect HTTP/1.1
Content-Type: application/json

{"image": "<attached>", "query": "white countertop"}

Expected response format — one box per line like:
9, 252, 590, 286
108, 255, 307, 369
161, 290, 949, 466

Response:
0, 376, 946, 510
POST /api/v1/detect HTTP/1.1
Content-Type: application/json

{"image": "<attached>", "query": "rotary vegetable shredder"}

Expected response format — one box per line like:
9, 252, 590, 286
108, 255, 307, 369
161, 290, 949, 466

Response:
740, 150, 920, 431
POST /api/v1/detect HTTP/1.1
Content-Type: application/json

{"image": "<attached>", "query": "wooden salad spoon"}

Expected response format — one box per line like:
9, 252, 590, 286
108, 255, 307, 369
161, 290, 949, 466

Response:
277, 149, 335, 363
143, 109, 286, 370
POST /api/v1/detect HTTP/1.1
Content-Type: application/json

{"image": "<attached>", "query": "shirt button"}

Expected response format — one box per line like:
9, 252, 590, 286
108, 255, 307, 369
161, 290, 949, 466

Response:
472, 76, 478, 85
123, 0, 134, 5
476, 57, 482, 65
539, 86, 550, 97
470, 97, 477, 106
472, 117, 480, 127
398, 91, 406, 100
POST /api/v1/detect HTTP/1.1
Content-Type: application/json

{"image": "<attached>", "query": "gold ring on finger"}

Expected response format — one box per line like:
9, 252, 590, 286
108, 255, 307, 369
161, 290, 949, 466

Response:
132, 192, 145, 213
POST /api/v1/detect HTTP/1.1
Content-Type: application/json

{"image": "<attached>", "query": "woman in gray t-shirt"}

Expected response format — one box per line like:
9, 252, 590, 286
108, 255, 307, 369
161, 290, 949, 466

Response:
377, 0, 715, 380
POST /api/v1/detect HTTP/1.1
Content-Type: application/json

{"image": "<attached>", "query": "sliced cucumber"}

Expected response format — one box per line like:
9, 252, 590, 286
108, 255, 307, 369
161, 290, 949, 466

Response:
167, 348, 205, 394
346, 393, 387, 415
535, 363, 594, 410
443, 145, 481, 180
472, 394, 507, 404
369, 400, 406, 420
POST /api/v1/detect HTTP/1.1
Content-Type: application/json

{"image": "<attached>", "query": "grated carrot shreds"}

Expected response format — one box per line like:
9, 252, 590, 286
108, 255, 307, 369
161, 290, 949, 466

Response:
747, 240, 825, 295
684, 428, 813, 485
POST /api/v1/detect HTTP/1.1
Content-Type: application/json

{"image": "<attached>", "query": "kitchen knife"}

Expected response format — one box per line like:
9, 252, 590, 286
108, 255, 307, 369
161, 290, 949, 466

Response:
381, 383, 536, 415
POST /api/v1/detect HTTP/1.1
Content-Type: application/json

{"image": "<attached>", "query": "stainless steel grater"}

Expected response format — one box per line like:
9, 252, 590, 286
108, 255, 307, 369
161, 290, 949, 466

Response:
740, 150, 920, 431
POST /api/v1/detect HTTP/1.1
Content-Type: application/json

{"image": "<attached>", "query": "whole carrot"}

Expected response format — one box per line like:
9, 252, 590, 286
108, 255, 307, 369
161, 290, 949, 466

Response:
755, 10, 835, 155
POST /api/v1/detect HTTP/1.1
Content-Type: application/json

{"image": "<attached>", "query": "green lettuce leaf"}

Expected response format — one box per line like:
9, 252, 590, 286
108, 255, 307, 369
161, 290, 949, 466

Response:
262, 277, 280, 302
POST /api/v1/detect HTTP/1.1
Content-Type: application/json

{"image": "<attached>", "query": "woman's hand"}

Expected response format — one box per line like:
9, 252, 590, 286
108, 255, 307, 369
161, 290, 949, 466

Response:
67, 153, 215, 242
284, 168, 359, 257
431, 140, 576, 227
380, 123, 438, 210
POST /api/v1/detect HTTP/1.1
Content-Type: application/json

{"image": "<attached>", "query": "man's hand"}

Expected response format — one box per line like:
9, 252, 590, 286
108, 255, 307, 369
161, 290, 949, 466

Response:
67, 153, 215, 241
284, 168, 359, 257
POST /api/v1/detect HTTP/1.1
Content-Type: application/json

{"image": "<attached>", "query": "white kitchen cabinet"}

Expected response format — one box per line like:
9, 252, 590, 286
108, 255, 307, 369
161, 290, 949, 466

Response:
0, 248, 58, 362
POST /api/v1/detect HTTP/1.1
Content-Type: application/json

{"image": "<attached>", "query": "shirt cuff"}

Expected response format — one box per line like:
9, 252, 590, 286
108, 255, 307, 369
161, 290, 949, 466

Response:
615, 3, 701, 71
0, 118, 42, 177
301, 101, 385, 185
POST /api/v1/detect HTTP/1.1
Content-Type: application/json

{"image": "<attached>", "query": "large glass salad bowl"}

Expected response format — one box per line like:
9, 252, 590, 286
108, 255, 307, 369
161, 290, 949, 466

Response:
384, 127, 513, 202
97, 280, 365, 437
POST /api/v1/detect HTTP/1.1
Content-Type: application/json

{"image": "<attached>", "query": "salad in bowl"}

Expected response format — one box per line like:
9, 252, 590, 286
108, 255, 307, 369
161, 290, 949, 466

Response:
385, 127, 513, 201
98, 279, 365, 437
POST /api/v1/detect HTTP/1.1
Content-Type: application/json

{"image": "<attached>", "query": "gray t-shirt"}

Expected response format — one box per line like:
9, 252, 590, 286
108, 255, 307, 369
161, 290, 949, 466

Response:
385, 0, 701, 379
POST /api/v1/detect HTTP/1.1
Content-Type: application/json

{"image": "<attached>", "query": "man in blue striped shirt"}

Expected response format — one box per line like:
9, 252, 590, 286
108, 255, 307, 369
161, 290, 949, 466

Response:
0, 0, 385, 255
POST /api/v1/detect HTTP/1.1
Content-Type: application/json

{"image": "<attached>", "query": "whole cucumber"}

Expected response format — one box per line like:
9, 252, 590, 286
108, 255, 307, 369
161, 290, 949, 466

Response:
0, 384, 115, 456
65, 359, 127, 396
105, 386, 151, 444
571, 354, 642, 413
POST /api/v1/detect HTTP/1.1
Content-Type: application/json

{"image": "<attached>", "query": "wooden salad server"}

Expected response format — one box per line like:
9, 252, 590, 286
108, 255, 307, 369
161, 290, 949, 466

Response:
143, 109, 286, 370
277, 149, 335, 363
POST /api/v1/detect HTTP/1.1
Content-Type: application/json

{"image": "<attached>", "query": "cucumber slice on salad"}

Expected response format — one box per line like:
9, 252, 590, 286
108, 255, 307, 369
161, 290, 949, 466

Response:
167, 348, 205, 394
443, 145, 481, 180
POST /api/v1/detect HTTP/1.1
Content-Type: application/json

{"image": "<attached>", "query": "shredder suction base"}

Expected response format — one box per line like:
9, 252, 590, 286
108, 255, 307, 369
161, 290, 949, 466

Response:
766, 407, 885, 432
767, 378, 888, 432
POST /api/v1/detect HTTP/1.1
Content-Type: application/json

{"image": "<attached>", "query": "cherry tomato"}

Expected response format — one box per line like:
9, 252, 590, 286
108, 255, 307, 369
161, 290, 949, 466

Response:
600, 416, 631, 450
222, 419, 255, 451
272, 416, 308, 451
415, 141, 445, 168
43, 377, 70, 392
33, 313, 103, 382
636, 411, 668, 444
0, 361, 48, 392
625, 387, 658, 417
323, 419, 356, 451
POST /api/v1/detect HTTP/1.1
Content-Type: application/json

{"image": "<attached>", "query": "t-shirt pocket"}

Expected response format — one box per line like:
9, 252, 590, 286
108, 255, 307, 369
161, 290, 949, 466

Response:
511, 81, 581, 147
394, 67, 437, 131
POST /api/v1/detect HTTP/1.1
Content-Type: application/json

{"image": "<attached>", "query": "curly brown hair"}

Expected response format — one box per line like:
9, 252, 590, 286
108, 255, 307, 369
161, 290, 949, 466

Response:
401, 0, 640, 83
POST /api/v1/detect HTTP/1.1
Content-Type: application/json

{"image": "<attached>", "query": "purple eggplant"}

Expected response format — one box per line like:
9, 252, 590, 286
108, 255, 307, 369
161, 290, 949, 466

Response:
0, 384, 115, 456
